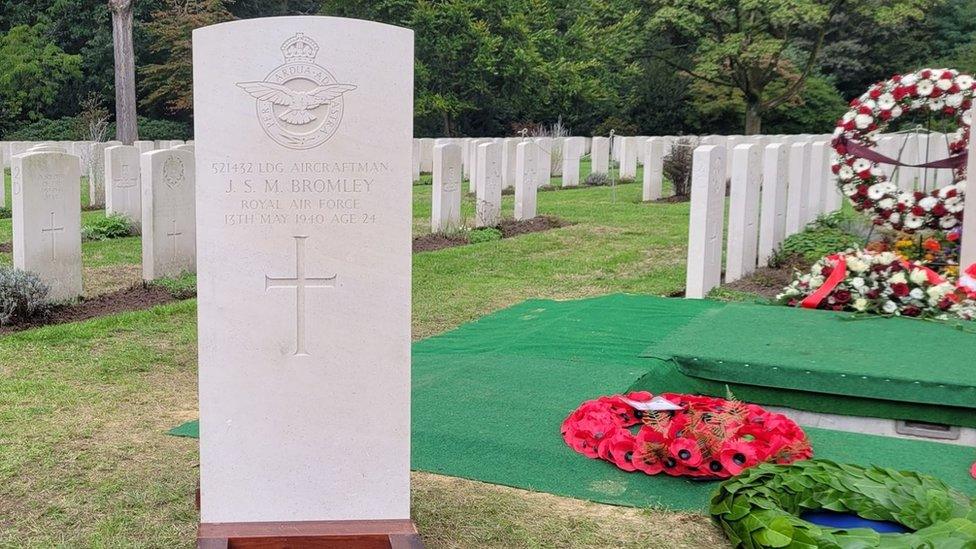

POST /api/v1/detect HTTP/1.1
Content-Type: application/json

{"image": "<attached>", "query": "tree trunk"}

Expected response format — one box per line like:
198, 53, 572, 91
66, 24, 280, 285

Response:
744, 100, 762, 135
110, 0, 138, 144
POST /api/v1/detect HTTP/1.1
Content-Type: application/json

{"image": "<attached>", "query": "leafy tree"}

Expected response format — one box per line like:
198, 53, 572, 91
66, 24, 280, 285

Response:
139, 0, 234, 118
648, 0, 936, 134
0, 24, 82, 136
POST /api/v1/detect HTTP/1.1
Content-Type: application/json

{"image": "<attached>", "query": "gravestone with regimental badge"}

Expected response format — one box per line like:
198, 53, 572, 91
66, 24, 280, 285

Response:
193, 17, 417, 544
141, 149, 196, 281
11, 151, 82, 301
105, 145, 142, 229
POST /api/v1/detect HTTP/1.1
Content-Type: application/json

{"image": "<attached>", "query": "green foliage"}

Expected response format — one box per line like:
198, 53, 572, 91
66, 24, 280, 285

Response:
0, 207, 11, 220
770, 225, 863, 267
584, 172, 611, 186
710, 460, 976, 548
3, 116, 84, 140
127, 117, 192, 140
467, 226, 503, 244
82, 214, 134, 242
0, 24, 82, 136
149, 272, 197, 299
0, 266, 50, 325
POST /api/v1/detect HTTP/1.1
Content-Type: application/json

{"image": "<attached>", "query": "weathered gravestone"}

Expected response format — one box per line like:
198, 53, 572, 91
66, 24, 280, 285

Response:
591, 136, 610, 175
105, 145, 142, 229
619, 136, 638, 179
134, 140, 155, 154
141, 149, 196, 281
193, 17, 417, 545
419, 137, 434, 173
642, 137, 664, 201
514, 141, 538, 220
501, 137, 520, 190
432, 142, 462, 232
11, 151, 82, 301
533, 137, 552, 187
89, 141, 122, 207
475, 141, 502, 227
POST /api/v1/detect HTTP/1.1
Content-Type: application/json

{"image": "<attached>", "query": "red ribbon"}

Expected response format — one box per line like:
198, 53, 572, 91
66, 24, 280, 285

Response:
801, 254, 848, 309
837, 135, 968, 170
800, 254, 947, 309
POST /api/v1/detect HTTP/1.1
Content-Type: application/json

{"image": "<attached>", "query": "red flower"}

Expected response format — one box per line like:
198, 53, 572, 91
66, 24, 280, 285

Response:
669, 437, 703, 467
833, 290, 852, 304
719, 440, 759, 476
891, 283, 910, 298
597, 430, 638, 472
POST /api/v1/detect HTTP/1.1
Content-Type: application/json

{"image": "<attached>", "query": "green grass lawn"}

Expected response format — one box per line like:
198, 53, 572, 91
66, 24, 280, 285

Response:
0, 161, 716, 547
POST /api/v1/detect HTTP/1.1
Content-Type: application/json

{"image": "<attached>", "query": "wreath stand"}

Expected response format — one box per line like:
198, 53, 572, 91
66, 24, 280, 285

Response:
194, 487, 424, 548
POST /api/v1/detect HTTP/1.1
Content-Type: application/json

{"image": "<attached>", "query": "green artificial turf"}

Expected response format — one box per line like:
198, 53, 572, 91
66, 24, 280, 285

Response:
645, 302, 976, 409
173, 294, 976, 510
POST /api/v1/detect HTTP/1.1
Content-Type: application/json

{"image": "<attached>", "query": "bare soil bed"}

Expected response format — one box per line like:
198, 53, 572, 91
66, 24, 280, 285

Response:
413, 215, 570, 253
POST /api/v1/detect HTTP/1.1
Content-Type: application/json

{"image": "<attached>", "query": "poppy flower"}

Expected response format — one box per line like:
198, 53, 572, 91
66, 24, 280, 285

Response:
668, 437, 702, 467
970, 461, 976, 480
597, 431, 637, 472
719, 440, 759, 475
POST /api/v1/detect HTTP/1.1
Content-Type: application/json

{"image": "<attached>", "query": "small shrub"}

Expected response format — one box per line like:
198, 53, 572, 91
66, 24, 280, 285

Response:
769, 227, 863, 267
82, 214, 135, 241
0, 207, 10, 220
468, 227, 503, 244
585, 172, 610, 186
0, 266, 50, 325
618, 176, 636, 184
663, 137, 700, 197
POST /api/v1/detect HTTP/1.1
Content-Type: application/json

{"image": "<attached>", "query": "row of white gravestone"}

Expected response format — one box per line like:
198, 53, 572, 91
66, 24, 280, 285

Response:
8, 147, 197, 301
685, 139, 842, 298
1, 139, 192, 171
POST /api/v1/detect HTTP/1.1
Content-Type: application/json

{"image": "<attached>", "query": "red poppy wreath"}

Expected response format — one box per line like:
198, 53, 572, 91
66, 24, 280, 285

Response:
561, 392, 812, 479
831, 68, 971, 232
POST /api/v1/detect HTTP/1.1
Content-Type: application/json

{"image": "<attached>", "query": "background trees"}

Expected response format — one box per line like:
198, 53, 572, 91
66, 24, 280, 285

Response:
1, 0, 975, 139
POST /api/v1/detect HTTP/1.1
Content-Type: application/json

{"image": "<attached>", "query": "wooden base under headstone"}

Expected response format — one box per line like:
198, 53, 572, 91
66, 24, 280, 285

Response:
197, 519, 423, 548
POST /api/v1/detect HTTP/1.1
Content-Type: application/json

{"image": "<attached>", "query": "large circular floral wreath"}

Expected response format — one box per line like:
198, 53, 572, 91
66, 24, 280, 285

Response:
710, 460, 976, 548
561, 392, 812, 479
832, 68, 972, 232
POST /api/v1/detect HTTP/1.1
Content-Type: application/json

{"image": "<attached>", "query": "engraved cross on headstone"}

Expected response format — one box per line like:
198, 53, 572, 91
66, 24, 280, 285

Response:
166, 219, 183, 259
41, 211, 64, 260
265, 235, 337, 357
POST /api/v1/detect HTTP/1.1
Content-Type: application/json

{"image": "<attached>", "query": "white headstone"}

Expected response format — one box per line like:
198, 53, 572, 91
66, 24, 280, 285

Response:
551, 137, 565, 177
642, 137, 664, 201
534, 137, 552, 187
785, 141, 811, 235
962, 135, 976, 269
411, 139, 421, 182
514, 141, 538, 220
685, 145, 726, 298
591, 136, 610, 175
431, 142, 462, 232
105, 145, 142, 228
0, 141, 8, 168
501, 137, 520, 190
141, 149, 196, 281
725, 144, 762, 282
807, 141, 828, 221
758, 143, 790, 265
134, 140, 156, 154
475, 141, 502, 227
561, 137, 584, 187
619, 137, 638, 179
89, 143, 108, 207
193, 17, 412, 524
419, 137, 434, 173
11, 151, 82, 301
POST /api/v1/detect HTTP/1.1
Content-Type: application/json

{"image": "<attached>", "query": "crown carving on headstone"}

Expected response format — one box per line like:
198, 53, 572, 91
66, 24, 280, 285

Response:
281, 33, 319, 63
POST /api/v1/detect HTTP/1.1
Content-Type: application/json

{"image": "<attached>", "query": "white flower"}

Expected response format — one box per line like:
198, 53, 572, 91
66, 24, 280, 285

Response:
916, 80, 934, 96
940, 216, 958, 229
862, 99, 877, 110
810, 276, 825, 289
956, 74, 973, 90
927, 284, 948, 300
938, 185, 958, 198
936, 78, 953, 91
848, 258, 868, 273
842, 111, 856, 122
890, 272, 908, 285
904, 214, 924, 229
868, 183, 887, 200
878, 197, 895, 210
888, 212, 901, 225
910, 288, 926, 300
851, 277, 865, 289
855, 113, 874, 129
878, 93, 896, 110
902, 74, 919, 86
910, 269, 929, 285
877, 252, 898, 264
842, 183, 857, 196
946, 94, 964, 108
964, 109, 973, 126
853, 298, 868, 311
946, 196, 964, 213
918, 196, 938, 211
839, 165, 855, 181
883, 301, 898, 314
892, 106, 903, 118
929, 99, 945, 111
852, 158, 872, 172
